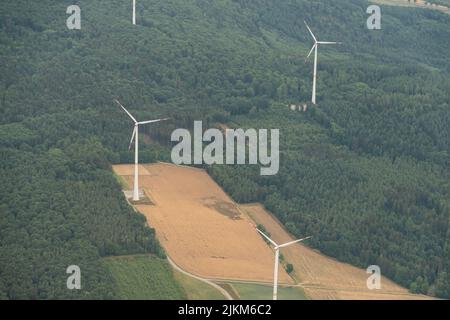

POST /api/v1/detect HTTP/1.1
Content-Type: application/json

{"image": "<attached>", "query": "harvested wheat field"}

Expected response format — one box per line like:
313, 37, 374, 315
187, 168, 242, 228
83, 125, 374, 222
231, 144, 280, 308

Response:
239, 203, 433, 300
112, 163, 292, 284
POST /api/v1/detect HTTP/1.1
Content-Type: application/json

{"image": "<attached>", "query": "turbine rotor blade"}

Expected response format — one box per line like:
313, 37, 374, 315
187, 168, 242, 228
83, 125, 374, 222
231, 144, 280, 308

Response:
278, 236, 312, 249
138, 118, 170, 125
317, 41, 341, 45
115, 99, 137, 123
256, 228, 278, 247
305, 44, 316, 62
304, 21, 317, 42
129, 126, 137, 150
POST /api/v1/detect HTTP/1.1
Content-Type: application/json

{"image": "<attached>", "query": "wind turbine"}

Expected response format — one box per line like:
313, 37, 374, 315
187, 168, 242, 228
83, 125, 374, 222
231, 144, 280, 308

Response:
256, 228, 311, 300
304, 21, 341, 105
132, 0, 136, 25
115, 99, 169, 201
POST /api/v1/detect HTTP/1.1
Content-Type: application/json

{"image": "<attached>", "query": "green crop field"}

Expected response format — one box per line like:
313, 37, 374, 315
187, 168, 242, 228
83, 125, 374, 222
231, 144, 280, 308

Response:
103, 255, 186, 300
173, 271, 225, 300
230, 283, 308, 300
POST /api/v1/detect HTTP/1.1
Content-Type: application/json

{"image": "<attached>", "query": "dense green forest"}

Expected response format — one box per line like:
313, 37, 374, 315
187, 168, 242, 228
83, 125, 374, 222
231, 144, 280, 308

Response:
0, 0, 449, 298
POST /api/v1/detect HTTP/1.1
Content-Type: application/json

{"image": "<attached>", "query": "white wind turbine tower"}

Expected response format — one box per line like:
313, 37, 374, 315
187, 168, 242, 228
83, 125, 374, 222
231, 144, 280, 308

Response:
115, 99, 169, 201
132, 0, 136, 25
304, 21, 341, 105
257, 228, 311, 300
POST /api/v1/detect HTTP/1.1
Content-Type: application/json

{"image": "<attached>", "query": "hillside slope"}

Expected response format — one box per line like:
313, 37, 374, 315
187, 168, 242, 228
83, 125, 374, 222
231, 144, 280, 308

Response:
0, 0, 449, 298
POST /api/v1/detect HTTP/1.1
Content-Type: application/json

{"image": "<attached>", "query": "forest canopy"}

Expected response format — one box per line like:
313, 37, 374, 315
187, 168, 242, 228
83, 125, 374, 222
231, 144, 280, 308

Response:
0, 0, 449, 299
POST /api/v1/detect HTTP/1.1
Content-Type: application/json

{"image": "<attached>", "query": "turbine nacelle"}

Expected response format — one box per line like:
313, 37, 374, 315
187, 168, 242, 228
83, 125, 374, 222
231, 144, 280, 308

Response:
256, 227, 311, 300
115, 99, 169, 201
115, 99, 171, 123
304, 21, 342, 45
303, 21, 341, 105
256, 228, 312, 250
304, 21, 341, 63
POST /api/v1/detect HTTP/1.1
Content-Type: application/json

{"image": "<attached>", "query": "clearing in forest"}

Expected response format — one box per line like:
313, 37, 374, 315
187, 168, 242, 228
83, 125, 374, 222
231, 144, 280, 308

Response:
239, 203, 433, 300
112, 163, 292, 284
112, 163, 432, 299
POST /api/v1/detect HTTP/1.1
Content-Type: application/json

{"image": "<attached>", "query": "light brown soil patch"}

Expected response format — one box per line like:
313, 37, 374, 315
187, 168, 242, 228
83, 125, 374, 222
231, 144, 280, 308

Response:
113, 164, 151, 177
240, 203, 433, 300
113, 163, 292, 284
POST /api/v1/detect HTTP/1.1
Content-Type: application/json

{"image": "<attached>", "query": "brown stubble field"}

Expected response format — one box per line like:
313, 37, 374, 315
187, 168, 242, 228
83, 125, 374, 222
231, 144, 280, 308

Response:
112, 163, 292, 284
112, 163, 433, 299
239, 204, 433, 300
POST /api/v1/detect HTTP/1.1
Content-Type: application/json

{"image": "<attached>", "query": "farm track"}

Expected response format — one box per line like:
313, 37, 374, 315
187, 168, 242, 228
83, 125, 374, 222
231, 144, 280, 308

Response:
167, 256, 233, 300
